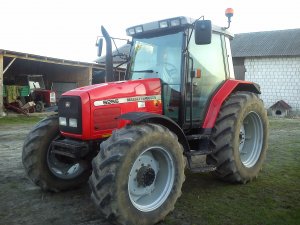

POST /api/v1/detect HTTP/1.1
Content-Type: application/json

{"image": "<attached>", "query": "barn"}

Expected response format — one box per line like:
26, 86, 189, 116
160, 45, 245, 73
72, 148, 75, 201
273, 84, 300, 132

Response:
231, 28, 300, 115
0, 49, 125, 116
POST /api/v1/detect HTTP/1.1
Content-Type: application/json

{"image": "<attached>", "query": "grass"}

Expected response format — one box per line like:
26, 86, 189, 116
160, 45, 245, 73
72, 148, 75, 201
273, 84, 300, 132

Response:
1, 115, 299, 225
0, 115, 44, 125
163, 117, 300, 225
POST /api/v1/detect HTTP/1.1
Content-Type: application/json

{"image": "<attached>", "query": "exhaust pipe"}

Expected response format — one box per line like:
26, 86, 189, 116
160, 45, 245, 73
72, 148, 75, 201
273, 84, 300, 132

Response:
101, 26, 114, 82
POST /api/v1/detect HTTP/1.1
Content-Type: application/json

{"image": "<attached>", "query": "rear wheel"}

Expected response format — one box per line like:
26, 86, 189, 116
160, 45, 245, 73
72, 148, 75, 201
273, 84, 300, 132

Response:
207, 91, 269, 183
22, 115, 91, 191
89, 123, 185, 225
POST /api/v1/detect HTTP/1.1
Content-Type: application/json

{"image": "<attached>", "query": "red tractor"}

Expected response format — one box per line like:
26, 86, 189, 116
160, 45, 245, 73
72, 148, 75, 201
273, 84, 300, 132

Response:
22, 10, 268, 225
17, 74, 56, 112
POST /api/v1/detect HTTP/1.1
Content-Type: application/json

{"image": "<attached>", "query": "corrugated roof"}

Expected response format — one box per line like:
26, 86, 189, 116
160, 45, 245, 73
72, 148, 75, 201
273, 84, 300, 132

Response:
231, 28, 300, 57
0, 49, 103, 68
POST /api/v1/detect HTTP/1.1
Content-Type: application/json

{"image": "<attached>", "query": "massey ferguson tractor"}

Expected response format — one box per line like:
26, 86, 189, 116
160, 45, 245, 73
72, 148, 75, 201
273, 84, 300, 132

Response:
22, 9, 268, 225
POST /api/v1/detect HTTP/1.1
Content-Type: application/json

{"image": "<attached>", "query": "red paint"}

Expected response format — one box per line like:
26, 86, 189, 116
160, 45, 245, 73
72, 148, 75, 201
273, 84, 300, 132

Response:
94, 107, 121, 130
33, 89, 54, 106
60, 91, 91, 139
202, 79, 254, 129
60, 78, 162, 140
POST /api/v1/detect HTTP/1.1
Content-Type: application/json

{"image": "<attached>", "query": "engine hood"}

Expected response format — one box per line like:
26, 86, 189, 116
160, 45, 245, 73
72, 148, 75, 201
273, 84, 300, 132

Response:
63, 78, 162, 104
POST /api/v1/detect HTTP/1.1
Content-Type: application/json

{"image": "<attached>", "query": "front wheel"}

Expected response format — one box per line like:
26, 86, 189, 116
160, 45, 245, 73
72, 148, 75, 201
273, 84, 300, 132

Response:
207, 91, 269, 183
35, 101, 44, 112
89, 123, 185, 225
22, 115, 91, 191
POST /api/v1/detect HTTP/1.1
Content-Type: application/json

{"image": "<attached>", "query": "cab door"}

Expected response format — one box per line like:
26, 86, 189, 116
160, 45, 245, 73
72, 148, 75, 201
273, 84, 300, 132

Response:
185, 32, 228, 125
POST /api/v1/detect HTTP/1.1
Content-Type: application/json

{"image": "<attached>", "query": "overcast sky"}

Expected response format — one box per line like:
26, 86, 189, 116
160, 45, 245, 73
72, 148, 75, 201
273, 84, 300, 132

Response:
1, 0, 299, 62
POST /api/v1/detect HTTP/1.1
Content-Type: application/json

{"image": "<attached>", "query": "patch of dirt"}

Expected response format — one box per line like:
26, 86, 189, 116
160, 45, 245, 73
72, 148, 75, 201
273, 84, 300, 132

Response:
0, 123, 210, 225
0, 124, 108, 225
3, 119, 297, 225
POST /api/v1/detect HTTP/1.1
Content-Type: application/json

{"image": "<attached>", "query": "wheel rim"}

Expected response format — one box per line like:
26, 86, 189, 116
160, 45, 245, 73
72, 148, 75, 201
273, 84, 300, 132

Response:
239, 111, 263, 168
128, 146, 175, 212
47, 137, 85, 180
35, 102, 43, 112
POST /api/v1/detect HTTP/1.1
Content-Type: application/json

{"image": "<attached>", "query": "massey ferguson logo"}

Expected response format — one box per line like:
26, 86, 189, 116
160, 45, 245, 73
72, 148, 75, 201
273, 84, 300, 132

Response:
102, 99, 119, 105
93, 95, 161, 107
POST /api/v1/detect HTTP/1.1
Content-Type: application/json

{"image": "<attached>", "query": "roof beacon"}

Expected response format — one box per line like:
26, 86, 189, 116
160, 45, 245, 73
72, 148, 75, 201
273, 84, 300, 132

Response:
224, 8, 234, 30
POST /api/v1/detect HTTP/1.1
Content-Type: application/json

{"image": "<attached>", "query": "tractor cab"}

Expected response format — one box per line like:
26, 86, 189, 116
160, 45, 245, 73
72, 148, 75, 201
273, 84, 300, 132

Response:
125, 17, 234, 128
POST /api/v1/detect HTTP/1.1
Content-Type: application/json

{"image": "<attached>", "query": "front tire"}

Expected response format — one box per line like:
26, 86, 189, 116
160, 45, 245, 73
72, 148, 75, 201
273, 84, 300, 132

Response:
22, 115, 91, 191
207, 91, 269, 183
89, 123, 185, 225
35, 101, 44, 112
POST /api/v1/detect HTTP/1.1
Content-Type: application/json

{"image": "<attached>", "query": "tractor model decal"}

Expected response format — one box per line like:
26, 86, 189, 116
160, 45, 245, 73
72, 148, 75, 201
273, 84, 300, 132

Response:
94, 95, 161, 106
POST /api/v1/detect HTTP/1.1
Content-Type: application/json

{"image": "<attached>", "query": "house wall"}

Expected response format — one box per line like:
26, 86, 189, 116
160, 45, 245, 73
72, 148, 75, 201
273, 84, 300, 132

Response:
245, 57, 300, 112
0, 55, 3, 116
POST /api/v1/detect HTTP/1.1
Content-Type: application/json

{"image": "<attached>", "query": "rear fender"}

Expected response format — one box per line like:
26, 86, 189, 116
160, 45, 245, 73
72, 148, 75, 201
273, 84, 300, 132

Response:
202, 80, 260, 129
119, 112, 190, 152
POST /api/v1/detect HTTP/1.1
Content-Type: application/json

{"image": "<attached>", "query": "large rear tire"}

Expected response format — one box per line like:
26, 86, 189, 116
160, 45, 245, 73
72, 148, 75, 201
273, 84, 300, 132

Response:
89, 123, 185, 225
22, 115, 91, 191
207, 91, 269, 183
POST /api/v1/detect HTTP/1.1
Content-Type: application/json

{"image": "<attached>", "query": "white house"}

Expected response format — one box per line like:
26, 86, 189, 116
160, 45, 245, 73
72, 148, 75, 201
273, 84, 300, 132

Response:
231, 28, 300, 115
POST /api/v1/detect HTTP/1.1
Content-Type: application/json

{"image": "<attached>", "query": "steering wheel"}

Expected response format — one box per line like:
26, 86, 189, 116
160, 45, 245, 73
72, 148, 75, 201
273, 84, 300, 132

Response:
162, 62, 178, 83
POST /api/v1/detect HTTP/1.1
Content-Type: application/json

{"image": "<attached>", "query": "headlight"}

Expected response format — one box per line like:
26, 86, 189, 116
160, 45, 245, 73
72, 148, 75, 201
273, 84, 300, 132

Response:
50, 92, 56, 103
69, 118, 78, 128
128, 28, 135, 35
170, 18, 181, 26
59, 117, 67, 126
159, 20, 168, 28
135, 26, 143, 33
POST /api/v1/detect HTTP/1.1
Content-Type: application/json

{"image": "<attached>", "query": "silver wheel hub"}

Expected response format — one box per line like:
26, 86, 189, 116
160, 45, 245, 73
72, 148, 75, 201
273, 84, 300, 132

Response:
128, 147, 175, 212
239, 111, 264, 168
239, 125, 246, 151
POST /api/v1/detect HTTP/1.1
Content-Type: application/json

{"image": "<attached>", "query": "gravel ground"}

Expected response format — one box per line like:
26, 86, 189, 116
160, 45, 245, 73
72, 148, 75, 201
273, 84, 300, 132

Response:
0, 123, 108, 225
1, 118, 299, 225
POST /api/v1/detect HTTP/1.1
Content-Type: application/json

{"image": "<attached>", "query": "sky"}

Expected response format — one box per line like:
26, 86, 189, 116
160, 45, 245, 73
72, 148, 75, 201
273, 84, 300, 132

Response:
1, 0, 299, 63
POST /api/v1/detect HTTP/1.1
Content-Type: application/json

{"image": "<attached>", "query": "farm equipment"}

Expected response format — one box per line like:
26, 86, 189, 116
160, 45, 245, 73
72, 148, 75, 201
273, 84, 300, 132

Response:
3, 85, 35, 115
7, 74, 56, 112
22, 9, 268, 225
26, 75, 56, 112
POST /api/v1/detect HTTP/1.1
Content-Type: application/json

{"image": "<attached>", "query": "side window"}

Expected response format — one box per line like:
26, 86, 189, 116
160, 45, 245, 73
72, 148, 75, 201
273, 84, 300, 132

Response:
186, 33, 226, 122
224, 37, 235, 79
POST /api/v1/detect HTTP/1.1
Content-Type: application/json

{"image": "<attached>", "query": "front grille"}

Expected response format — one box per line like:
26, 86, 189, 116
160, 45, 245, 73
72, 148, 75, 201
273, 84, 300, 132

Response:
94, 107, 120, 130
58, 96, 82, 134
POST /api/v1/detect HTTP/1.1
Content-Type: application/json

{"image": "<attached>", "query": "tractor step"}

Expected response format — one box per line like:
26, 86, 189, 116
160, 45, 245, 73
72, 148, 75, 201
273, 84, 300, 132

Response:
52, 138, 89, 158
186, 134, 210, 141
185, 149, 212, 156
189, 165, 216, 173
185, 150, 215, 173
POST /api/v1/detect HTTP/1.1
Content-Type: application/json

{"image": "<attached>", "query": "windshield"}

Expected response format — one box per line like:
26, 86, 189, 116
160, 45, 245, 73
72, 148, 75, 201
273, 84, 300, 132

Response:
28, 75, 45, 90
128, 32, 183, 86
128, 32, 184, 122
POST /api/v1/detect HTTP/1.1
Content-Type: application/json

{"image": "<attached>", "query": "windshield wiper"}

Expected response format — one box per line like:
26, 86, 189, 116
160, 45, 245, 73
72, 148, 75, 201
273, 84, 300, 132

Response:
131, 70, 156, 73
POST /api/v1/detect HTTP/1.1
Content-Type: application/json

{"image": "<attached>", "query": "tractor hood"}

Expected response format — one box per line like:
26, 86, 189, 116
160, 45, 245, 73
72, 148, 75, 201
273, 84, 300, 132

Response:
61, 78, 163, 140
63, 78, 162, 104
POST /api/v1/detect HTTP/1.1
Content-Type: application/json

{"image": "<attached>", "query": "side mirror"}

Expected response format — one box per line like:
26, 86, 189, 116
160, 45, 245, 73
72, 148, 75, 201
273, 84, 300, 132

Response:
194, 20, 212, 45
96, 38, 103, 57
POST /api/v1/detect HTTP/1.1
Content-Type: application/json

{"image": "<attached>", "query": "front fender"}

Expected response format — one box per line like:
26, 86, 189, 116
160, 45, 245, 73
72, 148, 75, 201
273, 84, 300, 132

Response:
119, 112, 190, 152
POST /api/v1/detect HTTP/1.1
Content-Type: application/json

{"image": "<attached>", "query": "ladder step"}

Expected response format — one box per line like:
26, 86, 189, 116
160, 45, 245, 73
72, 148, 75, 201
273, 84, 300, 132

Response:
185, 150, 212, 156
186, 134, 210, 141
190, 165, 216, 173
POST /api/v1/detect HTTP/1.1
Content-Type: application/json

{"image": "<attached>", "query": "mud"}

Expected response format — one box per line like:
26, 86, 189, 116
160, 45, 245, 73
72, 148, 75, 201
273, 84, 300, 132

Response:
0, 124, 108, 225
